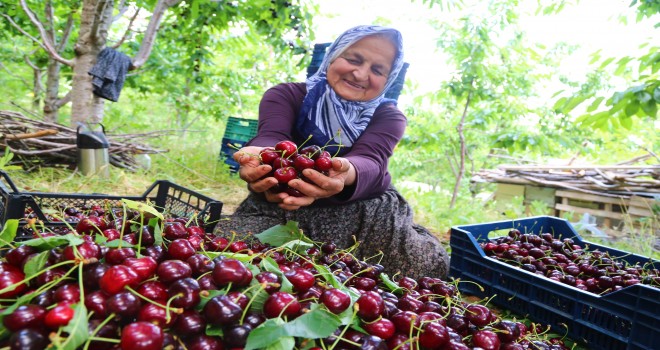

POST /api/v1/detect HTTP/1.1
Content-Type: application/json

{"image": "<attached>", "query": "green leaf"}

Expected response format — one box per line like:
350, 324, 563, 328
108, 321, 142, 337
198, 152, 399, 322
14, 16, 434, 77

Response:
641, 100, 658, 118
624, 101, 639, 117
283, 304, 341, 338
59, 303, 89, 350
599, 57, 615, 69
586, 96, 604, 112
619, 114, 633, 129
259, 257, 293, 293
654, 86, 660, 103
23, 250, 49, 278
121, 198, 164, 221
380, 273, 404, 295
279, 239, 313, 254
150, 217, 163, 247
255, 221, 312, 246
0, 220, 18, 247
19, 234, 85, 250
245, 318, 287, 350
265, 337, 295, 350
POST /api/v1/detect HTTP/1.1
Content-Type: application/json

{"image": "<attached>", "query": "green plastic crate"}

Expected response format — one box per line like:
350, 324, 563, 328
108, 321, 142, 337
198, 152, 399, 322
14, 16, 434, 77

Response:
223, 117, 258, 141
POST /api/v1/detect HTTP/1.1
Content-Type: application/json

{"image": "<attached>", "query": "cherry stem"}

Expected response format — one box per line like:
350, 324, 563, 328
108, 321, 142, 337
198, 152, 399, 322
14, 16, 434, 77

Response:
125, 286, 183, 320
239, 283, 267, 324
87, 337, 121, 344
83, 314, 117, 350
0, 259, 77, 296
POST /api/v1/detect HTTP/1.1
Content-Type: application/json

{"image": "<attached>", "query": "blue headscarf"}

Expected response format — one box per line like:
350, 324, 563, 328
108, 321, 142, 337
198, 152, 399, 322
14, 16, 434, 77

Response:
295, 25, 405, 155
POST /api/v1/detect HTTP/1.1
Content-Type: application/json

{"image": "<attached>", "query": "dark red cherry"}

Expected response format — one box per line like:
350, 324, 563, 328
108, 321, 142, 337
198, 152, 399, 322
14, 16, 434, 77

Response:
168, 238, 196, 260
44, 303, 75, 329
123, 256, 158, 281
156, 259, 192, 284
203, 295, 243, 326
3, 304, 47, 332
263, 291, 301, 319
120, 321, 164, 350
99, 265, 139, 295
173, 310, 206, 335
320, 288, 351, 314
356, 291, 384, 321
275, 140, 298, 158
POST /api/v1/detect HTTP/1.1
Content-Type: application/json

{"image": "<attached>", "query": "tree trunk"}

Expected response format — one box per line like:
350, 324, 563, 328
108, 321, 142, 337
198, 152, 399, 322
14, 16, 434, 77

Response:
43, 60, 61, 122
70, 0, 113, 126
449, 89, 473, 209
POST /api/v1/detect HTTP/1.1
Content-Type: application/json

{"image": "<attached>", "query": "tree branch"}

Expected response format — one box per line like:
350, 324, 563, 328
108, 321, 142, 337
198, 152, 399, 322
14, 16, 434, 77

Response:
55, 91, 72, 108
113, 0, 129, 22
57, 13, 75, 53
112, 7, 140, 49
131, 0, 182, 69
18, 0, 74, 67
0, 61, 32, 89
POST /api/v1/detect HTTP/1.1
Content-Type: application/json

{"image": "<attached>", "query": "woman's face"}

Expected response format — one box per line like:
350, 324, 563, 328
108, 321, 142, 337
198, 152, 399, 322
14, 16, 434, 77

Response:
326, 35, 396, 101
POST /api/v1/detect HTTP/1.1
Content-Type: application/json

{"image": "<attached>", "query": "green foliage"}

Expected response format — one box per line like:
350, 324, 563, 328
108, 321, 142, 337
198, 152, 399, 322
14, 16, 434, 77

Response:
552, 3, 659, 129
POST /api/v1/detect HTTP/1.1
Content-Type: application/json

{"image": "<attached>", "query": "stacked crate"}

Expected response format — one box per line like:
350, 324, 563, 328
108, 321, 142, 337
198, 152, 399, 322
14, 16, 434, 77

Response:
220, 117, 258, 172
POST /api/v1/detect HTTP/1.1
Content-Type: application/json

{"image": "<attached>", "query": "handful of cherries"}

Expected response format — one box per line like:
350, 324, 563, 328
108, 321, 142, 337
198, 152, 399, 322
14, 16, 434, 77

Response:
259, 140, 334, 197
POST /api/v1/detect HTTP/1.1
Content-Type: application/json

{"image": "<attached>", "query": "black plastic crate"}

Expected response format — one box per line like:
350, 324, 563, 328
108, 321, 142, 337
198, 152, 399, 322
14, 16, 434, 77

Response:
449, 216, 659, 350
0, 171, 223, 236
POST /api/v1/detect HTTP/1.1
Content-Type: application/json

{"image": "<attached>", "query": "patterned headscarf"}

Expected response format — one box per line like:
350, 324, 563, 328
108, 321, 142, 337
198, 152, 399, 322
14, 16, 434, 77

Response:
295, 25, 405, 155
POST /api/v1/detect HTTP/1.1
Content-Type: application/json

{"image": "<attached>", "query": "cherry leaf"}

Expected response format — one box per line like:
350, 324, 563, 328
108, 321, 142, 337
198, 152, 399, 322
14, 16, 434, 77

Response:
23, 250, 49, 278
121, 198, 164, 221
59, 303, 89, 350
255, 221, 313, 247
0, 219, 18, 248
283, 304, 341, 338
245, 318, 287, 350
260, 257, 293, 293
19, 233, 85, 250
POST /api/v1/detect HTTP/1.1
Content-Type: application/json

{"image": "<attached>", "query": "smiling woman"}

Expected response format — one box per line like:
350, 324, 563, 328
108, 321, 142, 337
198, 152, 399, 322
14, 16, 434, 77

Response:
214, 25, 450, 279
326, 35, 397, 101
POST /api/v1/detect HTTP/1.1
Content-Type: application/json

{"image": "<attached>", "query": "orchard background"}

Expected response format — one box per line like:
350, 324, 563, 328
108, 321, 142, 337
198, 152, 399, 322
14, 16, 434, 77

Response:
0, 0, 658, 259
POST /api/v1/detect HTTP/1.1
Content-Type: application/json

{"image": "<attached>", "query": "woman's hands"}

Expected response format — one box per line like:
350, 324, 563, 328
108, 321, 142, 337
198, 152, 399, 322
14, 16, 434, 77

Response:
234, 146, 355, 211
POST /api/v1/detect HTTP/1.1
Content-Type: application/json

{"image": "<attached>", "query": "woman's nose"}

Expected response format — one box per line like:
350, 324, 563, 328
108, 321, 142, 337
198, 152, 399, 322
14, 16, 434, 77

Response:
351, 65, 369, 81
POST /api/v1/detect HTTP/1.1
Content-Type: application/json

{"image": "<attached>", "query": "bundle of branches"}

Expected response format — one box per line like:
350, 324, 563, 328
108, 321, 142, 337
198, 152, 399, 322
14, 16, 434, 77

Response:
472, 156, 660, 198
0, 110, 168, 172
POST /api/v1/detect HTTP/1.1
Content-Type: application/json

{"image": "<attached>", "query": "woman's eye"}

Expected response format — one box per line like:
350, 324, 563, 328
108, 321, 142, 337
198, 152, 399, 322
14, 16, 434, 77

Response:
344, 57, 359, 64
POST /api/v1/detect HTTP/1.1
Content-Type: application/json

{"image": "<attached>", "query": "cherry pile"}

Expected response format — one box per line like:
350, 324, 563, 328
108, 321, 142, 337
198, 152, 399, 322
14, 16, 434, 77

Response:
481, 229, 660, 295
259, 140, 333, 197
0, 207, 572, 350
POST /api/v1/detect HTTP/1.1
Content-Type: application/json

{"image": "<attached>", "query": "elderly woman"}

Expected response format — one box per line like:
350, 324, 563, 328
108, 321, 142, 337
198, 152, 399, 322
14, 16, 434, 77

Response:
215, 25, 449, 279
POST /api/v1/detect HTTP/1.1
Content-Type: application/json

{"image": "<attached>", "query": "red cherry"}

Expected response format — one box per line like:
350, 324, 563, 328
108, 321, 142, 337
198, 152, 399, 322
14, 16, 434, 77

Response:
275, 140, 298, 158
3, 304, 47, 332
212, 259, 252, 287
274, 167, 298, 183
99, 265, 139, 294
76, 216, 104, 235
418, 321, 450, 349
355, 291, 384, 321
320, 288, 351, 314
284, 268, 316, 292
120, 321, 164, 350
314, 157, 333, 171
260, 147, 280, 165
163, 221, 188, 240
168, 238, 197, 260
0, 269, 27, 298
363, 317, 395, 340
123, 256, 158, 281
156, 260, 193, 284
293, 154, 315, 172
263, 292, 301, 318
472, 329, 501, 350
44, 303, 75, 329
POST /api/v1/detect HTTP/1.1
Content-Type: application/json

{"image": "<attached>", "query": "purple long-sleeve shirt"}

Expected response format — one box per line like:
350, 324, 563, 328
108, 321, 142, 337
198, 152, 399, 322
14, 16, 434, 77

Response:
246, 82, 406, 204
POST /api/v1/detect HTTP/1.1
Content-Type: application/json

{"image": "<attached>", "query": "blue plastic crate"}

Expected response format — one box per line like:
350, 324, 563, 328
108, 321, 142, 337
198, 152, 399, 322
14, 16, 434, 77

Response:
223, 117, 258, 141
219, 138, 248, 173
449, 216, 659, 350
